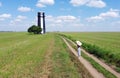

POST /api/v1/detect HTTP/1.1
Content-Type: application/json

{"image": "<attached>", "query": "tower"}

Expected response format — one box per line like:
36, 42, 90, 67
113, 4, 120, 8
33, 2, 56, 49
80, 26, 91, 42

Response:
38, 12, 46, 34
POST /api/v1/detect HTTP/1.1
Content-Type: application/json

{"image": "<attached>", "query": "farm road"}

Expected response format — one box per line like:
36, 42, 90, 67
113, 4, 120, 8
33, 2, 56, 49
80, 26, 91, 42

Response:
38, 40, 54, 78
65, 37, 120, 78
62, 37, 105, 78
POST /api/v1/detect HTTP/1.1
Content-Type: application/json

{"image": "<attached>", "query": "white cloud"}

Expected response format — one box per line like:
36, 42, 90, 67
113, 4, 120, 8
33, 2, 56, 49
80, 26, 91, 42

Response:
0, 13, 11, 21
36, 3, 46, 7
0, 14, 11, 18
18, 6, 32, 12
0, 2, 2, 7
17, 15, 27, 19
87, 9, 120, 22
87, 16, 104, 22
36, 0, 54, 8
46, 15, 83, 27
39, 0, 54, 5
87, 0, 106, 8
45, 15, 85, 31
100, 9, 119, 18
10, 15, 27, 25
56, 15, 77, 22
70, 0, 106, 8
70, 0, 89, 6
46, 15, 77, 23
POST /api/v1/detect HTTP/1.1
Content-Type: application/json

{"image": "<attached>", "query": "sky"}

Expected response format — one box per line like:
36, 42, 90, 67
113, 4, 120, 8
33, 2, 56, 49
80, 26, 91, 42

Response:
0, 0, 120, 32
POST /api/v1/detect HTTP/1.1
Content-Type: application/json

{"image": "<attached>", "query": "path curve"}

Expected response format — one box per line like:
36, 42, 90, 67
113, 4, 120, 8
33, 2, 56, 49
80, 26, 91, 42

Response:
62, 37, 105, 78
66, 37, 120, 78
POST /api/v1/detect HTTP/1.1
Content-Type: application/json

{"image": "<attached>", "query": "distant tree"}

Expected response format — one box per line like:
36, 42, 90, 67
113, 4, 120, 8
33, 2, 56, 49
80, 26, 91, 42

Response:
28, 25, 42, 34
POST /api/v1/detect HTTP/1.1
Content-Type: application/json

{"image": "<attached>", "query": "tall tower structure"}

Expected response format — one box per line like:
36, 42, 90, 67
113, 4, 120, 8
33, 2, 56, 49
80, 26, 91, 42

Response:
38, 12, 46, 34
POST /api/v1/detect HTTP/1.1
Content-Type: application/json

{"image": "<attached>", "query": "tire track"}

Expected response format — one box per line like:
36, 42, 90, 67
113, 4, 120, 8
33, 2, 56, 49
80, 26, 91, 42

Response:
39, 41, 54, 78
65, 37, 120, 78
62, 37, 105, 78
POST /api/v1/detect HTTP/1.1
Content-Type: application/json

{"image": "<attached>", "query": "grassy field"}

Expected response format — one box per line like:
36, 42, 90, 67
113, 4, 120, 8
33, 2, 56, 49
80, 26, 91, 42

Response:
49, 35, 82, 78
61, 32, 120, 71
0, 32, 83, 78
1, 32, 119, 77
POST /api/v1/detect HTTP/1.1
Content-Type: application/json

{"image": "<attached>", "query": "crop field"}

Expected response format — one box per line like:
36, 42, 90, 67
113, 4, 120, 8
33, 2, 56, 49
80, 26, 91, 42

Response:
0, 32, 119, 78
61, 32, 120, 71
0, 32, 83, 78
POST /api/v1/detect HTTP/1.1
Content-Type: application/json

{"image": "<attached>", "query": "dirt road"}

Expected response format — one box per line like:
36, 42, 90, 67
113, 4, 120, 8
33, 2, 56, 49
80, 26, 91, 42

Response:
66, 37, 120, 78
38, 40, 54, 78
62, 37, 105, 78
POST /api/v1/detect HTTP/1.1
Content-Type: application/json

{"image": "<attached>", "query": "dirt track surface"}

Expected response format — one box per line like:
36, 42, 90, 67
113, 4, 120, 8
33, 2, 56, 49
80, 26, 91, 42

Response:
66, 37, 120, 78
39, 40, 54, 78
62, 37, 105, 78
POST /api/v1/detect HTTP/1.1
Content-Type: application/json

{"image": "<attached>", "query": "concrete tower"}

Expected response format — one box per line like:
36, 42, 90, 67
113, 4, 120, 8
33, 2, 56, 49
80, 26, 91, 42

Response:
38, 12, 46, 34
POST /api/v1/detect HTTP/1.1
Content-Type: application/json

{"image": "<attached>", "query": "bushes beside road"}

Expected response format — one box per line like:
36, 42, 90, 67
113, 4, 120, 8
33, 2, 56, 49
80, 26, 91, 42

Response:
59, 33, 120, 72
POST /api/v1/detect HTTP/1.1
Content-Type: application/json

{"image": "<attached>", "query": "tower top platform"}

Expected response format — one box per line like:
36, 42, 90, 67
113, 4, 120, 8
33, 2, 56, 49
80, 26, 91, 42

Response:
38, 12, 45, 17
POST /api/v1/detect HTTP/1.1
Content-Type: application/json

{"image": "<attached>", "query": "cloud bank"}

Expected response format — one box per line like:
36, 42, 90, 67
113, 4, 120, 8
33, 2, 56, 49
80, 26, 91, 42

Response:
70, 0, 106, 8
87, 9, 120, 22
36, 0, 54, 8
18, 6, 32, 12
0, 13, 11, 21
10, 15, 27, 25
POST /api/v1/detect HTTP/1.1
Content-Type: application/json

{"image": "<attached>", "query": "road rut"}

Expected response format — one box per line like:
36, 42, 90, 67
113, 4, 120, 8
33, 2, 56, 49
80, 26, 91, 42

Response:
62, 37, 105, 78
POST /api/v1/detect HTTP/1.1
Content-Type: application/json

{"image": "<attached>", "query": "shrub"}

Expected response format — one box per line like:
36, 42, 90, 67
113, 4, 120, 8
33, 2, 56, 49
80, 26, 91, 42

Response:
28, 25, 42, 34
59, 34, 120, 68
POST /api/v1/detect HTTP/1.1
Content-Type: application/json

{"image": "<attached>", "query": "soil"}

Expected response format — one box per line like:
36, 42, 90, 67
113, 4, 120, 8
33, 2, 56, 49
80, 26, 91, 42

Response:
62, 37, 105, 78
64, 37, 120, 78
40, 42, 54, 78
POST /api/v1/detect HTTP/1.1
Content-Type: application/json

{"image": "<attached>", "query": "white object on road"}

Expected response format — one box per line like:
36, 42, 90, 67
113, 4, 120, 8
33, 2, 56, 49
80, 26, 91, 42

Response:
76, 41, 82, 46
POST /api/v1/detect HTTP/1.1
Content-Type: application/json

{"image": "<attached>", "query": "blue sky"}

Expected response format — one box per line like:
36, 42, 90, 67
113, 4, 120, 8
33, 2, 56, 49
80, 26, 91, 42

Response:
0, 0, 120, 32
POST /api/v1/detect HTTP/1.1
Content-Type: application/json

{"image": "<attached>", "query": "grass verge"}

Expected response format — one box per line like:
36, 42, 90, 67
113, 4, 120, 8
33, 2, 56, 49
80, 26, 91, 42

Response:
63, 36, 117, 78
59, 33, 120, 72
49, 34, 82, 78
82, 53, 116, 78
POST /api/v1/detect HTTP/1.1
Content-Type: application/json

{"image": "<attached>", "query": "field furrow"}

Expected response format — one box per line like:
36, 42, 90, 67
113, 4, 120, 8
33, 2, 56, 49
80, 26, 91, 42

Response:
0, 32, 83, 78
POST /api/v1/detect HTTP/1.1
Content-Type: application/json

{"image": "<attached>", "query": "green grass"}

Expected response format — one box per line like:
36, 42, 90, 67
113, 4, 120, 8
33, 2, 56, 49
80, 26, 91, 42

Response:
61, 32, 120, 69
0, 32, 82, 78
61, 32, 120, 54
49, 34, 82, 78
0, 32, 54, 77
82, 53, 116, 78
64, 37, 116, 78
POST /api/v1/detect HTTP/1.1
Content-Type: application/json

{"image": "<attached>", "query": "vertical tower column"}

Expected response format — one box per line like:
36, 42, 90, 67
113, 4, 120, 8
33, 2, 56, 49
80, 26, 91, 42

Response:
40, 12, 44, 34
43, 12, 46, 34
38, 12, 41, 28
37, 12, 45, 34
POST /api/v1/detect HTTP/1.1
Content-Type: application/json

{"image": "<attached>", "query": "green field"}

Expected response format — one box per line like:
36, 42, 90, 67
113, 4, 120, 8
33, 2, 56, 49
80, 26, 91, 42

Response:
0, 32, 83, 78
0, 32, 119, 77
61, 32, 120, 70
